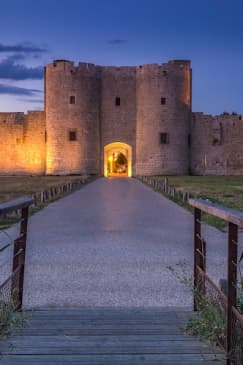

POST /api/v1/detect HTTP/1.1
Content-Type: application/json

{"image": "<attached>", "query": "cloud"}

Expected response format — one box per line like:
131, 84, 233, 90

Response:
17, 98, 44, 103
108, 39, 128, 45
0, 83, 42, 96
0, 54, 44, 80
2, 54, 25, 62
0, 42, 47, 53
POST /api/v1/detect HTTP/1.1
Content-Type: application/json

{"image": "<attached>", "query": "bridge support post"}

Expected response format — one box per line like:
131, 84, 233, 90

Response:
194, 207, 201, 311
193, 207, 206, 312
226, 222, 238, 365
12, 206, 29, 310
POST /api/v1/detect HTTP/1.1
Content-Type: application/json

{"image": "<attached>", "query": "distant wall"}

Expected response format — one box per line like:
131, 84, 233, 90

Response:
191, 113, 243, 175
0, 111, 45, 175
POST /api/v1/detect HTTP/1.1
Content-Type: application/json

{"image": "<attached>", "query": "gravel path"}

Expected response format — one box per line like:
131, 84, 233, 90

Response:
6, 177, 240, 308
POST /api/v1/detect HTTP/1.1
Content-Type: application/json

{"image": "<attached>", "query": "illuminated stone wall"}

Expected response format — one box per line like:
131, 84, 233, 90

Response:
191, 113, 243, 175
0, 111, 45, 175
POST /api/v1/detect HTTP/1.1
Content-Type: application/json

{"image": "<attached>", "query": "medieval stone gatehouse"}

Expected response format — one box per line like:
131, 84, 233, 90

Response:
0, 59, 243, 176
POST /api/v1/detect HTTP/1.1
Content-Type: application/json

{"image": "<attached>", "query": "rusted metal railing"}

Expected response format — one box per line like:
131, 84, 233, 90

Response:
189, 198, 243, 365
0, 197, 33, 315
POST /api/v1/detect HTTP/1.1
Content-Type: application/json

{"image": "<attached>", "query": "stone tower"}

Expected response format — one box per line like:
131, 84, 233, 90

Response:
45, 60, 101, 175
136, 60, 192, 175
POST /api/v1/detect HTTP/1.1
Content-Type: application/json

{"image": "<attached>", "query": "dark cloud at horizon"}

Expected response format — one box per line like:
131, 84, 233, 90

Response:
0, 83, 42, 96
0, 42, 47, 53
17, 98, 44, 103
1, 54, 25, 62
108, 39, 128, 45
0, 54, 44, 80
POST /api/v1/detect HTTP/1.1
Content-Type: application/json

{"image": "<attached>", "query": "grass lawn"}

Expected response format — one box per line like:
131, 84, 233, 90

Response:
0, 175, 85, 203
151, 175, 243, 229
0, 175, 88, 230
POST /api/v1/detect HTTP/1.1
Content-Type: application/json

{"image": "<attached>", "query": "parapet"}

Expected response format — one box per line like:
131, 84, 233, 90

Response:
24, 110, 44, 115
46, 60, 102, 77
46, 59, 192, 75
168, 59, 191, 65
102, 65, 136, 78
0, 112, 25, 125
136, 60, 191, 77
193, 111, 242, 119
0, 111, 44, 122
46, 60, 75, 71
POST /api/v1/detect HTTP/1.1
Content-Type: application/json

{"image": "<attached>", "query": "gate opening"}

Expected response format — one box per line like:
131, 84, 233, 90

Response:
104, 142, 132, 177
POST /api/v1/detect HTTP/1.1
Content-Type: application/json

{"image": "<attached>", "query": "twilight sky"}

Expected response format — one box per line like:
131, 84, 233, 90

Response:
0, 0, 242, 115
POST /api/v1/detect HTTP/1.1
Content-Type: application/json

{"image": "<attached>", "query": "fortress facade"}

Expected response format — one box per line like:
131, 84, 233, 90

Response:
1, 59, 243, 176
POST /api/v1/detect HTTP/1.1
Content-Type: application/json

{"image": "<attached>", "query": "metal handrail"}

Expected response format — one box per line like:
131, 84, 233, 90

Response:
0, 197, 33, 310
188, 198, 243, 365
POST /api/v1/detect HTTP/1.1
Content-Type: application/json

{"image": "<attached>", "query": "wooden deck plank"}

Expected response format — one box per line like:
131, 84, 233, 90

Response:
0, 309, 224, 365
14, 327, 188, 336
0, 354, 224, 365
22, 322, 191, 328
27, 307, 193, 315
8, 334, 195, 341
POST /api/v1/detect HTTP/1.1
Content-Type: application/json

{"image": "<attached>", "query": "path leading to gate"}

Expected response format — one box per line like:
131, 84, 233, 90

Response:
0, 178, 227, 364
22, 177, 231, 308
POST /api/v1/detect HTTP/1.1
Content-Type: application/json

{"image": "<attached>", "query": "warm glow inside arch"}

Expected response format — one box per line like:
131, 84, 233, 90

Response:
104, 142, 132, 177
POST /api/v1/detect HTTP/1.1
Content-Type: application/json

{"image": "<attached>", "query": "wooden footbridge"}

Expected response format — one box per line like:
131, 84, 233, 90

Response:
0, 191, 242, 364
0, 307, 223, 365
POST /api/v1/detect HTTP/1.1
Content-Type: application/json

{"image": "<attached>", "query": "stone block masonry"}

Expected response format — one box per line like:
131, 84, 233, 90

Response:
0, 58, 242, 176
191, 113, 243, 175
136, 60, 191, 175
44, 59, 192, 176
0, 111, 45, 175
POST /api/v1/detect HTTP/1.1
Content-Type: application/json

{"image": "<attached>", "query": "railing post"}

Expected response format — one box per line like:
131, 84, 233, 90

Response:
199, 238, 206, 295
194, 207, 201, 311
12, 206, 29, 309
226, 222, 238, 365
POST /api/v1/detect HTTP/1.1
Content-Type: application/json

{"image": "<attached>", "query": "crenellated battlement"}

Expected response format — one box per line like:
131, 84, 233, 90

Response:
192, 111, 243, 122
0, 111, 44, 126
46, 59, 191, 76
0, 58, 242, 176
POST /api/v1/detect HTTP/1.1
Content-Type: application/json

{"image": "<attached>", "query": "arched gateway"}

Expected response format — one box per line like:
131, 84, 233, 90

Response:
104, 142, 132, 177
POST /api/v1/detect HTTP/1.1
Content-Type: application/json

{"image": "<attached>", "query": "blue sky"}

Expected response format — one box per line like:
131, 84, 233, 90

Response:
0, 0, 242, 114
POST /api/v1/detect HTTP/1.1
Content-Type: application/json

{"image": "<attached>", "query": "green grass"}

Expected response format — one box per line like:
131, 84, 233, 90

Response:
152, 176, 243, 209
0, 300, 27, 339
0, 175, 87, 203
149, 176, 243, 230
0, 175, 89, 229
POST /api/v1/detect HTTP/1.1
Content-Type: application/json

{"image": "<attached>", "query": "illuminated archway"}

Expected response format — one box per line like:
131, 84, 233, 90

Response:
104, 142, 132, 177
